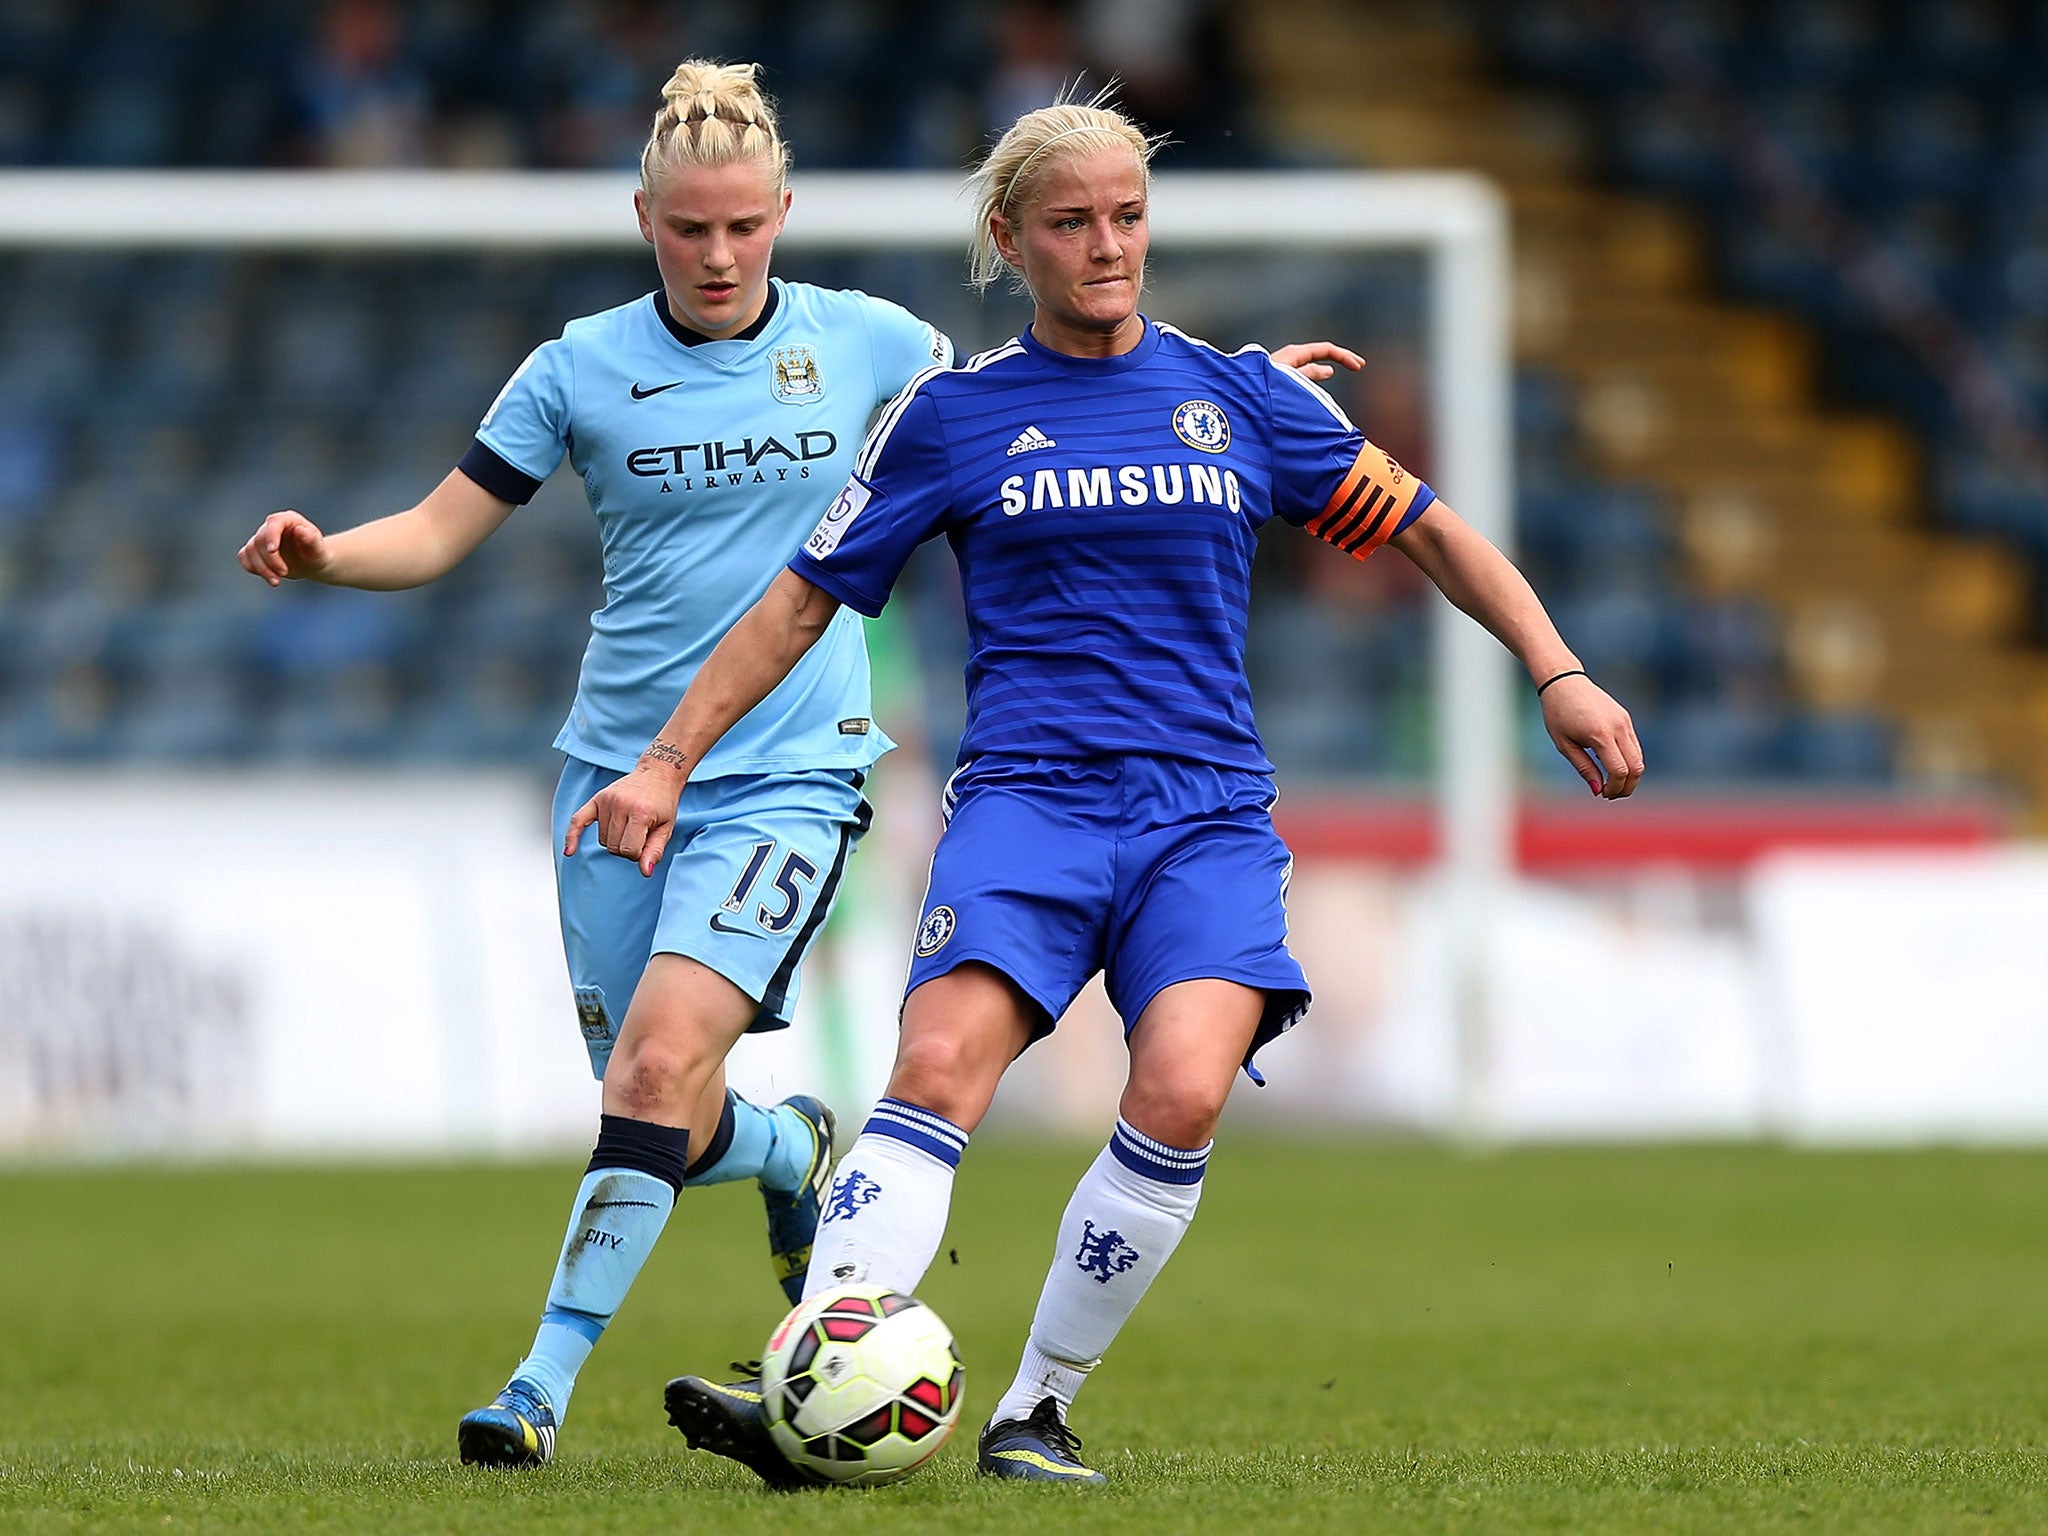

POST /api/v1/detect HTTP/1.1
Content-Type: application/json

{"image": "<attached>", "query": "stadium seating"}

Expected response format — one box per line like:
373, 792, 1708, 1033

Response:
1475, 0, 2048, 808
6, 0, 2041, 806
1249, 0, 2048, 812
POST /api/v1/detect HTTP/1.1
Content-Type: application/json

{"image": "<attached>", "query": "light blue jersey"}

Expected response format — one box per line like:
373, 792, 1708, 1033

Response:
462, 278, 952, 777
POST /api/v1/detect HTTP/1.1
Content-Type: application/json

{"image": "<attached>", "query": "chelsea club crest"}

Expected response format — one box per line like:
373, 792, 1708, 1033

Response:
914, 905, 956, 957
771, 345, 824, 404
1172, 399, 1231, 453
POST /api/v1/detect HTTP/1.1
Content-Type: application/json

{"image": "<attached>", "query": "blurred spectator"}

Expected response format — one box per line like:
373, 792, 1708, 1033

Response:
965, 0, 1250, 162
528, 0, 686, 170
984, 0, 1084, 133
294, 0, 430, 167
1076, 0, 1203, 136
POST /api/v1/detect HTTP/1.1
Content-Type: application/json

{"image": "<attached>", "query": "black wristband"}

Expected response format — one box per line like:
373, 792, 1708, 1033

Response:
1536, 668, 1589, 697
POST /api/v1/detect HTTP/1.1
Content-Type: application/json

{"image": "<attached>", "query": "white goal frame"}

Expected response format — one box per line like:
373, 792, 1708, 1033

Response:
0, 169, 1514, 1119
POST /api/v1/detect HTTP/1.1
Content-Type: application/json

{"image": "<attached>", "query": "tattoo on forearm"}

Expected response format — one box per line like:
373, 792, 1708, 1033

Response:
642, 739, 689, 771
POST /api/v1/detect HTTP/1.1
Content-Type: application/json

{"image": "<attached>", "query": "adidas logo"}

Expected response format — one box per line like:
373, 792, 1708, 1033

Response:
1006, 425, 1056, 457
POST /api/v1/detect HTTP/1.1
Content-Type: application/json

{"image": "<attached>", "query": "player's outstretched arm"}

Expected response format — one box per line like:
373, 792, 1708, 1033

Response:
1392, 502, 1645, 800
236, 470, 515, 591
565, 568, 844, 875
1271, 340, 1365, 384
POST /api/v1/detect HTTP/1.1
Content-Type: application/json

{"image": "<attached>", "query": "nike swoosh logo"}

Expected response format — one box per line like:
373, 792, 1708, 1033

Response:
586, 1199, 662, 1211
631, 380, 685, 399
709, 913, 754, 935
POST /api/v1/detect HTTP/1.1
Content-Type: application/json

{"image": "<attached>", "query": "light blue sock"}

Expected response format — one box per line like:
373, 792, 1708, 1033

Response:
512, 1163, 678, 1416
681, 1092, 812, 1193
516, 1316, 597, 1418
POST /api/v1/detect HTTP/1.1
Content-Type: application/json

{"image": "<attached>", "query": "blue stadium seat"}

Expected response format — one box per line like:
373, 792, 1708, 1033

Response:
257, 664, 409, 762
1782, 709, 1895, 782
117, 673, 259, 763
1651, 697, 1792, 782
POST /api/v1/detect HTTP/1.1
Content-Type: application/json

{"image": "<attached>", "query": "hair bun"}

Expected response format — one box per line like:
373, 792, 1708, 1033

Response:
641, 58, 788, 193
662, 61, 758, 107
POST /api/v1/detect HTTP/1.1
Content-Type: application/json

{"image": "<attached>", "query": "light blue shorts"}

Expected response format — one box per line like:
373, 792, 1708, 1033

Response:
552, 756, 872, 1079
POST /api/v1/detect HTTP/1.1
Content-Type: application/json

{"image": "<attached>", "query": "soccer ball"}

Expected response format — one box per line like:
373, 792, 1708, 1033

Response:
759, 1283, 965, 1486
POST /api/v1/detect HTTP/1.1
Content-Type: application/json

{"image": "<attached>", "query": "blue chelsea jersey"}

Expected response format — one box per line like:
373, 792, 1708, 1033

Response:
793, 319, 1434, 773
464, 278, 952, 777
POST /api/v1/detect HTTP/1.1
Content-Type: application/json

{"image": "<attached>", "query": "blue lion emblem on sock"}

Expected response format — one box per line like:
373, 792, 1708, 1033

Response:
1074, 1219, 1141, 1283
825, 1169, 882, 1222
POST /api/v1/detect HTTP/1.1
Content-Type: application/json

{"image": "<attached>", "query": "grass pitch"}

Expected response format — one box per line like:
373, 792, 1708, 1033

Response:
1, 1141, 2042, 1534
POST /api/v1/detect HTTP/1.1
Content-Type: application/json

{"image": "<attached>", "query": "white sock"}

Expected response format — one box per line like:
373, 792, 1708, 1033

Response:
991, 1119, 1209, 1425
800, 1096, 967, 1300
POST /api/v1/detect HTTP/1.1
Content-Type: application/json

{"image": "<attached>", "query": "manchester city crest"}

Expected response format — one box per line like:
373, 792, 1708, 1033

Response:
1172, 398, 1231, 453
573, 985, 614, 1045
770, 344, 824, 403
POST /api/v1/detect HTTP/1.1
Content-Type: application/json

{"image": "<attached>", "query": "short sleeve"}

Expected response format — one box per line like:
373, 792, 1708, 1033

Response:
791, 385, 954, 617
1265, 360, 1434, 560
464, 338, 573, 502
864, 296, 954, 401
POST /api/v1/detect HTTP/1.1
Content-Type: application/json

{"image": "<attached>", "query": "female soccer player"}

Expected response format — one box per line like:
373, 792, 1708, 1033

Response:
237, 60, 951, 1469
589, 93, 1643, 1487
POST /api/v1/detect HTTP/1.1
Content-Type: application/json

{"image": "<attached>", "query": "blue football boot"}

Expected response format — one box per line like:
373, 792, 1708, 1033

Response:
664, 1363, 812, 1490
762, 1095, 836, 1304
458, 1378, 557, 1468
977, 1398, 1107, 1485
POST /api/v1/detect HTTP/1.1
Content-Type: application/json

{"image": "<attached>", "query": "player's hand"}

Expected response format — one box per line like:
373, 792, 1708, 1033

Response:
238, 510, 332, 586
563, 758, 687, 876
1272, 340, 1365, 383
1541, 674, 1644, 799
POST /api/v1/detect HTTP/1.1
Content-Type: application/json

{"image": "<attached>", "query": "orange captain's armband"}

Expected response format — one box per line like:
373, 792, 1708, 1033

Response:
1305, 442, 1425, 560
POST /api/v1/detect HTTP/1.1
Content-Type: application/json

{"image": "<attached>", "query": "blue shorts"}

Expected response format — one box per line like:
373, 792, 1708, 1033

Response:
905, 753, 1310, 1077
552, 757, 871, 1079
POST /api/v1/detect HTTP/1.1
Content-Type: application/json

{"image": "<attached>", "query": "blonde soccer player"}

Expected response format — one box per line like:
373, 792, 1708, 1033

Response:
585, 94, 1641, 1484
240, 60, 950, 1468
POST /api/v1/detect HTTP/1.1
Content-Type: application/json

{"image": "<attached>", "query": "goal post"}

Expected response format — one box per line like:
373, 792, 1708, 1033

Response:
0, 168, 1515, 1130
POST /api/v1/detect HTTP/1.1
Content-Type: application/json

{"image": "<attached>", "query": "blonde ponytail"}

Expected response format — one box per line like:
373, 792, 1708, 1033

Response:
969, 86, 1162, 290
640, 59, 791, 195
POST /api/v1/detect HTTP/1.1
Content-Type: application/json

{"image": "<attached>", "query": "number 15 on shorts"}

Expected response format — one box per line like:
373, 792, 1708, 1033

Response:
717, 840, 819, 935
